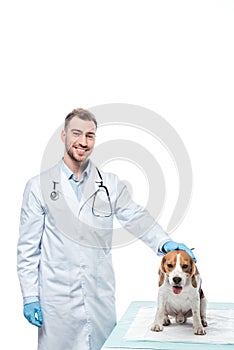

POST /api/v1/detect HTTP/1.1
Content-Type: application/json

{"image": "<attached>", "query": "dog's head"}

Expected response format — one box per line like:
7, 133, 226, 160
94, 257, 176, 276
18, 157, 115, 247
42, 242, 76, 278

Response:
158, 250, 199, 294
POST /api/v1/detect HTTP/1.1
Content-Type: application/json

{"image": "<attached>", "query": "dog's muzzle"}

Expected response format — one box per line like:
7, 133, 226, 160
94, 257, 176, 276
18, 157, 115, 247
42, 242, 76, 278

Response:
172, 277, 183, 294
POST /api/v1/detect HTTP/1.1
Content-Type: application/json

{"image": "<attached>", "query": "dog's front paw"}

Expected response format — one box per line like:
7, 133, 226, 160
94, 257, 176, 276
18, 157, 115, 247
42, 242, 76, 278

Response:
151, 322, 163, 332
201, 318, 208, 327
194, 326, 206, 335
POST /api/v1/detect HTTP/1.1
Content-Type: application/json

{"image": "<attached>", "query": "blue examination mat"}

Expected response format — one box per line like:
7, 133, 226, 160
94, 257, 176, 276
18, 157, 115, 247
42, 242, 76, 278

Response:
102, 301, 234, 349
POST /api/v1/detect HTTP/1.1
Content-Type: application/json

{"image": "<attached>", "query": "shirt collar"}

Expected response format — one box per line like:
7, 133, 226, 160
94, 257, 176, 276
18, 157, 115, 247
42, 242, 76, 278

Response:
61, 159, 91, 182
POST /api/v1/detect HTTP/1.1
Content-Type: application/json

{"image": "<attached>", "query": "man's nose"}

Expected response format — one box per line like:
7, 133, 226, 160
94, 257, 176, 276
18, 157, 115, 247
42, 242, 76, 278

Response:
78, 134, 88, 146
173, 277, 182, 284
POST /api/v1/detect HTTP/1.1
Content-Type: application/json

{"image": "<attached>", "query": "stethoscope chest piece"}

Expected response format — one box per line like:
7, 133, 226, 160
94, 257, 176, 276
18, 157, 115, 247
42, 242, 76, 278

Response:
50, 191, 59, 201
50, 181, 59, 201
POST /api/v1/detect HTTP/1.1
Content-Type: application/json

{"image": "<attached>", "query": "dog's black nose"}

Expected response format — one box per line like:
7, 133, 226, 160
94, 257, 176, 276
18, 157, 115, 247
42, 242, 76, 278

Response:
173, 277, 182, 284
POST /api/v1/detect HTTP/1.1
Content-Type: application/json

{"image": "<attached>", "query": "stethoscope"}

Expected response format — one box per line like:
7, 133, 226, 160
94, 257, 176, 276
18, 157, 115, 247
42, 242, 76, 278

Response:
50, 181, 60, 201
50, 167, 113, 217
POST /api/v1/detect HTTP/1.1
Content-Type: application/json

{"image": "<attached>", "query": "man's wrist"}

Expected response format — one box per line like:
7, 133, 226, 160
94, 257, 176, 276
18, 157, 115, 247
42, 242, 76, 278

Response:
23, 296, 40, 305
158, 240, 172, 255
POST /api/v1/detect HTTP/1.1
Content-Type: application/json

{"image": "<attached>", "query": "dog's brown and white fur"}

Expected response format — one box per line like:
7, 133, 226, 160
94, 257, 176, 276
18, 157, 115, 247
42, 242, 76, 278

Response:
151, 250, 208, 335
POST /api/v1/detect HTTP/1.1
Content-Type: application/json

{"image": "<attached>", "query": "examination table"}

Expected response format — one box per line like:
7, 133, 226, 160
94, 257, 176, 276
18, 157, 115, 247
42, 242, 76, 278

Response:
101, 301, 234, 350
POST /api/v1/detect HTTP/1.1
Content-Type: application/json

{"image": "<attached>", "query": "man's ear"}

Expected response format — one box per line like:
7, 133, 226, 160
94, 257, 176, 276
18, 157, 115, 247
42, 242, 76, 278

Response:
61, 130, 66, 143
158, 256, 166, 287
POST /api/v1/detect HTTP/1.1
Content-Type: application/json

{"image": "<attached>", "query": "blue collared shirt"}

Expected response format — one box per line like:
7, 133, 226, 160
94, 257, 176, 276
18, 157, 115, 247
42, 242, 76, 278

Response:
61, 160, 91, 201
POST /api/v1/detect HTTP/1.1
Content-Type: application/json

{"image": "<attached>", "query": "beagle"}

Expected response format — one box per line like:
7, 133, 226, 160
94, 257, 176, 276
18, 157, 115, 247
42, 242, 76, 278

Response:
151, 250, 208, 335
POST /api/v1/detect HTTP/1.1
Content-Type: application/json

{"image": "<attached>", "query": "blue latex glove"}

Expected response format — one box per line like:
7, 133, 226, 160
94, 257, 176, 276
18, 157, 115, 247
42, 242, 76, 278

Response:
23, 302, 43, 328
162, 241, 197, 263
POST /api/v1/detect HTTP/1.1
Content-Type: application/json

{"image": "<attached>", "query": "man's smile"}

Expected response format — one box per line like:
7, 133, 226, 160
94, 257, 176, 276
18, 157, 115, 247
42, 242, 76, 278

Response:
73, 146, 88, 154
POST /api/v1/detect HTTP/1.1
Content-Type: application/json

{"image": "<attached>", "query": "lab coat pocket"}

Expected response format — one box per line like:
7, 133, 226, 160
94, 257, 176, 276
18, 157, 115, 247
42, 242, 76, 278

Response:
40, 260, 70, 303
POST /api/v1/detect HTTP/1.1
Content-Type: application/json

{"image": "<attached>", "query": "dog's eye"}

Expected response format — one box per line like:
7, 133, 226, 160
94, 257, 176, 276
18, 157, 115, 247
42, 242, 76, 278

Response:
167, 264, 173, 268
182, 264, 188, 269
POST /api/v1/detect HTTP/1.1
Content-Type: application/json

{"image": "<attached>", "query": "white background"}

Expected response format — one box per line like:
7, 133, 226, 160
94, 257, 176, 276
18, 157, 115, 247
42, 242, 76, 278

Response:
1, 0, 234, 349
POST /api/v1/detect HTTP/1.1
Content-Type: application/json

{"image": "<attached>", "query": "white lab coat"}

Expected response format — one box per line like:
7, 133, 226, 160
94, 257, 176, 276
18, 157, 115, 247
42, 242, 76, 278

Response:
17, 160, 170, 350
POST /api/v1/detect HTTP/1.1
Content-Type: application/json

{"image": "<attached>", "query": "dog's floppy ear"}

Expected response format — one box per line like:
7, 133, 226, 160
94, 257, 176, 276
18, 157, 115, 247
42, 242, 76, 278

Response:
190, 258, 199, 288
158, 268, 165, 287
158, 256, 166, 287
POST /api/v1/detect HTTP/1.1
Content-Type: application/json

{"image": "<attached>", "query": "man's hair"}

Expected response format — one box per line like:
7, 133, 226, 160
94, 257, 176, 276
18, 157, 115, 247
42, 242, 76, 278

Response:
64, 108, 97, 130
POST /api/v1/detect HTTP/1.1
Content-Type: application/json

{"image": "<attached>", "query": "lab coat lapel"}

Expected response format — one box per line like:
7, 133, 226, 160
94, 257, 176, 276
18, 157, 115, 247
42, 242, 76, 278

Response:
78, 161, 99, 215
44, 161, 80, 216
60, 169, 80, 216
45, 160, 99, 217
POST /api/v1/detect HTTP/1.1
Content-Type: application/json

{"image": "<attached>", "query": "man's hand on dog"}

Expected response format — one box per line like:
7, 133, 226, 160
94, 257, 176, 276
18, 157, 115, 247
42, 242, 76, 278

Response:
162, 241, 197, 263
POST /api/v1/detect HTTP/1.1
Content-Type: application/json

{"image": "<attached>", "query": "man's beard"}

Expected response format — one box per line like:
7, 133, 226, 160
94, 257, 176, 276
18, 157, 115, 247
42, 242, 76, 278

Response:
67, 148, 80, 162
66, 143, 88, 162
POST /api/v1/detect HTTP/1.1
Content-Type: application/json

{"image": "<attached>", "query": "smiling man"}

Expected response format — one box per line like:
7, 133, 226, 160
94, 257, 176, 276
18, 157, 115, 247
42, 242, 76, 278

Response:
62, 111, 97, 170
17, 108, 196, 350
62, 111, 97, 178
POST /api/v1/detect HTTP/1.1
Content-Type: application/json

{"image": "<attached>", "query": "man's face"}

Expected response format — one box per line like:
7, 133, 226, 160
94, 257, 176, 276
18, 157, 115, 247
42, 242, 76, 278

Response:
61, 117, 96, 163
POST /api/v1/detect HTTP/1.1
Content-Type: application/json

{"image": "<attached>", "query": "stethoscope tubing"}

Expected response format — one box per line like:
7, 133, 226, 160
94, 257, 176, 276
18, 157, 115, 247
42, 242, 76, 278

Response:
50, 167, 113, 217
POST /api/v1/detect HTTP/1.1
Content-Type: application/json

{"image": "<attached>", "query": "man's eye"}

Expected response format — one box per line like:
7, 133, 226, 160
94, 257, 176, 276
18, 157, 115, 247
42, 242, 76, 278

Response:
167, 264, 173, 268
72, 132, 80, 137
182, 264, 188, 269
